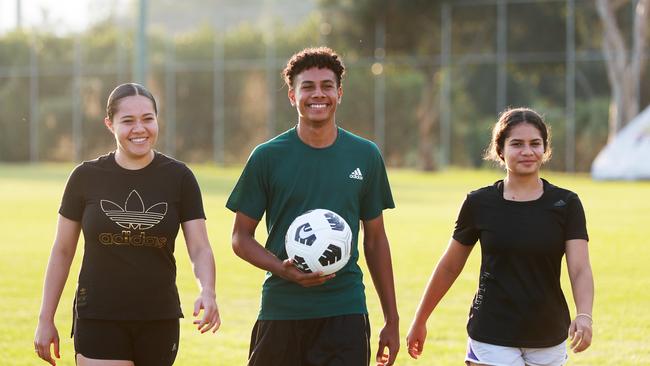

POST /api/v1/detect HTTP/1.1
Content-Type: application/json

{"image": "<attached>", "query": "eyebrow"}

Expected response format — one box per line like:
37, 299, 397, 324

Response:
509, 137, 542, 142
299, 79, 335, 86
120, 113, 155, 119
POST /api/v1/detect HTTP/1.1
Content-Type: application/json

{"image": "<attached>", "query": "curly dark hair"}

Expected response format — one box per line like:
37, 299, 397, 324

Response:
282, 47, 345, 89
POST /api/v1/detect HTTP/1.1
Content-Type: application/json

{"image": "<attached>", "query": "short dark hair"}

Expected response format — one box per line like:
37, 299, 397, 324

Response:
484, 107, 552, 166
282, 47, 345, 89
106, 83, 158, 121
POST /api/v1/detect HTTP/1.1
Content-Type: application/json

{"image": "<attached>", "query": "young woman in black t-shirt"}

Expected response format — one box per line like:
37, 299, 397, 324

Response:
34, 83, 221, 366
407, 108, 594, 366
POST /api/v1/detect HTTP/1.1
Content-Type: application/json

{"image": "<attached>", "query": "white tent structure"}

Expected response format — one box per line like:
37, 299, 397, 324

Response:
592, 105, 650, 180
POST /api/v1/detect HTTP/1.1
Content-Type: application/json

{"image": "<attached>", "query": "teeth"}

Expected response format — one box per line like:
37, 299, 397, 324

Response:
310, 104, 327, 109
130, 137, 147, 143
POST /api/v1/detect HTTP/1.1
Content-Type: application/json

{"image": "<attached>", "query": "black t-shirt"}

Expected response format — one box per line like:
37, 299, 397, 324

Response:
59, 152, 205, 320
453, 179, 588, 347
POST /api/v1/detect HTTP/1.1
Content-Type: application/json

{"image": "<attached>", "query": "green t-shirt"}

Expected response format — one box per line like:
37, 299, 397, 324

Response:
226, 126, 394, 320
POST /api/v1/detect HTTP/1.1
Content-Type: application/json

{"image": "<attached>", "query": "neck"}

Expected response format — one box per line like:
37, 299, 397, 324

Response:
296, 120, 338, 148
504, 173, 541, 189
114, 149, 154, 170
503, 173, 543, 201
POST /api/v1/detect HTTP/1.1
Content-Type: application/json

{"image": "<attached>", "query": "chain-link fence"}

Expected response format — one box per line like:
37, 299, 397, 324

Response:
0, 0, 645, 171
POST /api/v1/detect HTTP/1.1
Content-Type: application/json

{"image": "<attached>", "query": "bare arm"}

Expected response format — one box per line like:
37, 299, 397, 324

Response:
34, 215, 81, 365
362, 214, 399, 366
406, 238, 474, 359
182, 218, 220, 333
231, 211, 333, 287
565, 239, 594, 353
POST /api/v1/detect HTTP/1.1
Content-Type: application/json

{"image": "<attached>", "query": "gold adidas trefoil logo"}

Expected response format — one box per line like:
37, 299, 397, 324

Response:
100, 190, 167, 230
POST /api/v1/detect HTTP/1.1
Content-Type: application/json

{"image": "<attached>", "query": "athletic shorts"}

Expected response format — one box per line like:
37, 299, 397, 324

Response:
73, 318, 179, 366
465, 337, 568, 366
248, 314, 371, 366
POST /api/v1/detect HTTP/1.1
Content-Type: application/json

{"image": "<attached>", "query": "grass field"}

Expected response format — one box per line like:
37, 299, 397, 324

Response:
1, 164, 649, 365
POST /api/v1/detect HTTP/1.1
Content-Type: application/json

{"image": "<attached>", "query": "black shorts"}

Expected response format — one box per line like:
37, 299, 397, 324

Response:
248, 314, 371, 366
73, 318, 179, 366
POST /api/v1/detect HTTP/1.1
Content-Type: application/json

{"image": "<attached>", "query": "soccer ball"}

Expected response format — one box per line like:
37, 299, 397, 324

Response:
285, 209, 352, 276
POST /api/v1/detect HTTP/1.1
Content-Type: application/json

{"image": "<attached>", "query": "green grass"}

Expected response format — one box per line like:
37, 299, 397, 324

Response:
1, 164, 649, 365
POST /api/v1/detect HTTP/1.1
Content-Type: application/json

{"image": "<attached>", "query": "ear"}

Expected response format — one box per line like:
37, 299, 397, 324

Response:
104, 117, 114, 133
288, 88, 296, 107
337, 86, 343, 104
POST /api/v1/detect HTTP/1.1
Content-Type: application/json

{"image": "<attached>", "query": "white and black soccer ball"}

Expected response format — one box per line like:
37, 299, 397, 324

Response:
285, 209, 352, 276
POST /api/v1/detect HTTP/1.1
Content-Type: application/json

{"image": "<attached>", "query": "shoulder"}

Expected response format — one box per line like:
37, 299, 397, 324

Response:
155, 152, 190, 171
466, 181, 500, 201
338, 128, 383, 163
459, 182, 500, 212
339, 128, 380, 151
542, 179, 580, 202
69, 153, 113, 176
243, 129, 299, 171
249, 128, 295, 158
152, 153, 202, 185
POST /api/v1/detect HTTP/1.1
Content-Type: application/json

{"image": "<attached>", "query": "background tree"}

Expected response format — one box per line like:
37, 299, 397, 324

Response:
596, 0, 650, 140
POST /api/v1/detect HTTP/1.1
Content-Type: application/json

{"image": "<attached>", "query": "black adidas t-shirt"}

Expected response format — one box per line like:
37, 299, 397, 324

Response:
59, 152, 205, 320
453, 179, 588, 348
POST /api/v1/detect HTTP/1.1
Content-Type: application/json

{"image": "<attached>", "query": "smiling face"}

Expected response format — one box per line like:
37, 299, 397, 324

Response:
104, 95, 158, 162
502, 122, 545, 177
288, 67, 342, 127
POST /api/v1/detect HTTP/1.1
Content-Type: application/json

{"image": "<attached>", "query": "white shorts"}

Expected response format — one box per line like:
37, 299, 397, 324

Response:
465, 337, 568, 366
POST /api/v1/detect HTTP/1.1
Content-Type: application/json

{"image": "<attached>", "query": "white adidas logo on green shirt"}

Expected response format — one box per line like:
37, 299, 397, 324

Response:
349, 168, 363, 180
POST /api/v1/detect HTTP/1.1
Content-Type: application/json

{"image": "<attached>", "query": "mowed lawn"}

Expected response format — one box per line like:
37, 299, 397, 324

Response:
1, 164, 649, 366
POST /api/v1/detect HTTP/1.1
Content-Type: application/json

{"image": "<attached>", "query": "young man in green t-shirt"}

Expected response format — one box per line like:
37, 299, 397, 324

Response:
227, 47, 399, 366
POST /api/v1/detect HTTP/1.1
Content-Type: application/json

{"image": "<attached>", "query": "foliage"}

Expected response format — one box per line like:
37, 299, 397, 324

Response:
0, 1, 639, 171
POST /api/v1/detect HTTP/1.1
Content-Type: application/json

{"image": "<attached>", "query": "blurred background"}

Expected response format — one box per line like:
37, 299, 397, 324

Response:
0, 0, 648, 172
3, 2, 650, 365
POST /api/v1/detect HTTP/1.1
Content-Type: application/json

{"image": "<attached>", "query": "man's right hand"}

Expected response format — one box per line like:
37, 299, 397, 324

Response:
277, 259, 335, 287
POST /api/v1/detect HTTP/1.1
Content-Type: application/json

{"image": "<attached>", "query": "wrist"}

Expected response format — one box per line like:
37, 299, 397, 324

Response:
412, 310, 431, 326
575, 313, 593, 325
384, 314, 399, 326
38, 314, 55, 323
410, 317, 427, 329
200, 289, 216, 298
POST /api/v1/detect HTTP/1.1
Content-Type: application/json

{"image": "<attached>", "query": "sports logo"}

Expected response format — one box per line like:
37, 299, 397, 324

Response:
324, 212, 345, 231
292, 255, 312, 273
349, 168, 363, 180
100, 190, 167, 230
318, 244, 342, 266
294, 223, 317, 246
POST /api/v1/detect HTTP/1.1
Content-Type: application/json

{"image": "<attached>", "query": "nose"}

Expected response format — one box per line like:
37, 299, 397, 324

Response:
313, 86, 325, 97
521, 144, 534, 155
133, 119, 146, 131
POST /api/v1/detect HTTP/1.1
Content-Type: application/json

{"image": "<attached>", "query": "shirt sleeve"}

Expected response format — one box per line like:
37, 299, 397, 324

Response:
360, 143, 395, 221
565, 193, 589, 241
225, 146, 268, 221
179, 166, 206, 222
58, 164, 85, 221
452, 195, 479, 246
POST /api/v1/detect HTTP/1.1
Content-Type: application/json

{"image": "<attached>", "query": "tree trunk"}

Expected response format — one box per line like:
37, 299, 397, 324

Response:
596, 0, 649, 141
416, 71, 439, 171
